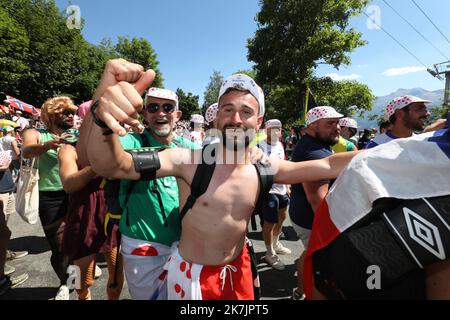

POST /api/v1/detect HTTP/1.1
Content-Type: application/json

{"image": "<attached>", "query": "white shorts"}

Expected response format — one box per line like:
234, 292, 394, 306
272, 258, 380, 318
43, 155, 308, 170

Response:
121, 235, 172, 300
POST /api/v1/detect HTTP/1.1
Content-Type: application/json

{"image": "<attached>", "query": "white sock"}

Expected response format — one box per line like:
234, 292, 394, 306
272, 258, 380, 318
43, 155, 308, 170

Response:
266, 244, 275, 256
274, 233, 281, 246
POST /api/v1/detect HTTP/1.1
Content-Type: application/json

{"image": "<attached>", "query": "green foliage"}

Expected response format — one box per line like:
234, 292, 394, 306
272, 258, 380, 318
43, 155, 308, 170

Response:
428, 105, 450, 124
0, 6, 29, 96
264, 77, 374, 125
310, 77, 375, 116
0, 0, 164, 107
248, 0, 369, 86
248, 0, 370, 124
203, 71, 224, 109
176, 88, 201, 121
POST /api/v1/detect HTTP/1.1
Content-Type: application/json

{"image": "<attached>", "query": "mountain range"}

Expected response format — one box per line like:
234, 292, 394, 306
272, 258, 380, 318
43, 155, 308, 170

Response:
356, 88, 445, 129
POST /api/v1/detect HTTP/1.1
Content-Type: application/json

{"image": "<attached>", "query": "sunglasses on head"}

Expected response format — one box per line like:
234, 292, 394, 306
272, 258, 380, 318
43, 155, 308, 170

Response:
145, 103, 176, 114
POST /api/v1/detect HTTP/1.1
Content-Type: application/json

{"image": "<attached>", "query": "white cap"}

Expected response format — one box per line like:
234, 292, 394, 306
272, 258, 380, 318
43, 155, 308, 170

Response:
218, 74, 265, 117
205, 103, 218, 124
190, 114, 204, 124
265, 119, 282, 129
339, 117, 358, 129
5, 126, 14, 132
16, 110, 22, 115
145, 88, 179, 109
384, 95, 431, 120
306, 106, 343, 125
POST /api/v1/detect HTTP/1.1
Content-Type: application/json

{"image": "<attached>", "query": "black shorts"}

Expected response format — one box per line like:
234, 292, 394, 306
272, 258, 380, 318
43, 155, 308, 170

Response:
39, 190, 68, 227
261, 193, 290, 224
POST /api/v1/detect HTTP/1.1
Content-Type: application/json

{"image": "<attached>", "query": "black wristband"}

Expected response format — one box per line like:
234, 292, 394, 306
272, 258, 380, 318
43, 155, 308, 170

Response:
126, 148, 162, 181
90, 100, 109, 129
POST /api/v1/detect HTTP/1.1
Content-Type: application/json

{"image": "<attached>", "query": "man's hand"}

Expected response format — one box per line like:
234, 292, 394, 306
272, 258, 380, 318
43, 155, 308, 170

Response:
92, 59, 156, 136
43, 137, 67, 150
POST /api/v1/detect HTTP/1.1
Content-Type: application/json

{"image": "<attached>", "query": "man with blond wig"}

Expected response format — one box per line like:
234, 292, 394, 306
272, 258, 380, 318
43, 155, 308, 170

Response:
22, 96, 78, 300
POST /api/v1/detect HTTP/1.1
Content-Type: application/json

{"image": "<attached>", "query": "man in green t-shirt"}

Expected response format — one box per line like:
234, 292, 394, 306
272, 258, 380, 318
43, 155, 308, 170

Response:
114, 88, 198, 300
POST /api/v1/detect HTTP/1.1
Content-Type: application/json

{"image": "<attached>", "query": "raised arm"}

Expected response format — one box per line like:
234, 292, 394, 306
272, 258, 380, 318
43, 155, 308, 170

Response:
58, 144, 96, 193
273, 151, 359, 185
22, 128, 62, 159
82, 58, 191, 181
81, 59, 154, 179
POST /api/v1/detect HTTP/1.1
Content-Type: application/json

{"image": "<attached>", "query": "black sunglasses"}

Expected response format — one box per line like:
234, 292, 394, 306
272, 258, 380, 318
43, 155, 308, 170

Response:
62, 111, 75, 117
145, 103, 175, 114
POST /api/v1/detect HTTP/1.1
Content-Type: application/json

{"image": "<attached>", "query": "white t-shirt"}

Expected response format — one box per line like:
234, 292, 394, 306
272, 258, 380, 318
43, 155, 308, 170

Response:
258, 140, 287, 195
0, 136, 18, 160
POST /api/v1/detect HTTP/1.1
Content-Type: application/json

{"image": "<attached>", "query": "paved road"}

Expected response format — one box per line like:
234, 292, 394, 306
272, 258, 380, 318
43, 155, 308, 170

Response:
1, 211, 304, 300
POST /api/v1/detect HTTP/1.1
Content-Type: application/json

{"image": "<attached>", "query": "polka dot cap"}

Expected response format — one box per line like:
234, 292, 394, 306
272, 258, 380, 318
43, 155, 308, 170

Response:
145, 88, 179, 109
306, 106, 343, 125
339, 117, 358, 129
384, 95, 431, 120
205, 103, 218, 124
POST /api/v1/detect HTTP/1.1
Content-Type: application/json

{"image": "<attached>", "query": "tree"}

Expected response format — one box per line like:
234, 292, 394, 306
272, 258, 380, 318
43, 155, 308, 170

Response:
248, 0, 369, 121
176, 88, 201, 121
0, 6, 29, 97
203, 71, 224, 109
115, 36, 164, 88
310, 77, 375, 116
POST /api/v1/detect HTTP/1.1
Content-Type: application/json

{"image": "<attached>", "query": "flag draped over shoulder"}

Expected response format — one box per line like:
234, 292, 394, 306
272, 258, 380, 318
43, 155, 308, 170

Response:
304, 118, 450, 299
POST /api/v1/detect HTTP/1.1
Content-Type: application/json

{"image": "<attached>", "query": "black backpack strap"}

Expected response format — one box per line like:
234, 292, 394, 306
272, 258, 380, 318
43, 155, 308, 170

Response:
179, 145, 216, 222
254, 160, 274, 215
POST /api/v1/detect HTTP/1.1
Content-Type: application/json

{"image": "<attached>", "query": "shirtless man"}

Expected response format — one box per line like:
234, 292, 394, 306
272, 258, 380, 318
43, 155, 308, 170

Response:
82, 59, 357, 300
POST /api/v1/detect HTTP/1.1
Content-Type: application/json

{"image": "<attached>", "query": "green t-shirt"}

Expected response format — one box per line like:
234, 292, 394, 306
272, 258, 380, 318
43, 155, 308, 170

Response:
37, 128, 79, 191
119, 130, 200, 245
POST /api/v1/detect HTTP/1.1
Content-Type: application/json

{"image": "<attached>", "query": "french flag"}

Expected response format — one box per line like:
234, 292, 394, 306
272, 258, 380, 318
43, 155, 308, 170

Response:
304, 117, 450, 299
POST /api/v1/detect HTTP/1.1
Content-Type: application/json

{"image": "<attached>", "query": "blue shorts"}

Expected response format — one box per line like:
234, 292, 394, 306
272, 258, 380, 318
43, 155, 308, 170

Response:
262, 193, 290, 224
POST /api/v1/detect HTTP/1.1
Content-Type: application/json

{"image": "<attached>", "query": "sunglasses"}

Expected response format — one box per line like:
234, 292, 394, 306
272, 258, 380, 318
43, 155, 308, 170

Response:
145, 103, 176, 114
62, 111, 76, 117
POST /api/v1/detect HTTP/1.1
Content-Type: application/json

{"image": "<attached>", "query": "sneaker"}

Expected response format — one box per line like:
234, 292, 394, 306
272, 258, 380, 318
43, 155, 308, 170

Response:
292, 288, 306, 300
54, 285, 70, 300
94, 264, 102, 279
4, 263, 15, 276
264, 254, 285, 271
274, 242, 292, 255
6, 250, 28, 261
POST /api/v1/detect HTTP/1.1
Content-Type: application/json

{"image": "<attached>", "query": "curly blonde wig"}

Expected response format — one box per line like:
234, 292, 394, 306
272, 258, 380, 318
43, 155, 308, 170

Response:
40, 96, 78, 132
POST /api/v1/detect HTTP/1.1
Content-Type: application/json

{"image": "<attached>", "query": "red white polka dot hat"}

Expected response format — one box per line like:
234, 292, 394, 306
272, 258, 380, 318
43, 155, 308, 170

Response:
306, 106, 343, 125
265, 119, 282, 129
145, 88, 179, 109
205, 103, 218, 124
339, 117, 358, 129
384, 95, 431, 120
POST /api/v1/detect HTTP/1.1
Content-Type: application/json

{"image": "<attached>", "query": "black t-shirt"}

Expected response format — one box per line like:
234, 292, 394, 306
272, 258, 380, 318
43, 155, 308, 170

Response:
289, 134, 333, 229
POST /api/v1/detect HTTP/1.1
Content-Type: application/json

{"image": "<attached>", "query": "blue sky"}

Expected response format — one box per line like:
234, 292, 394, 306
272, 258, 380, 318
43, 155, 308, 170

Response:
55, 0, 450, 103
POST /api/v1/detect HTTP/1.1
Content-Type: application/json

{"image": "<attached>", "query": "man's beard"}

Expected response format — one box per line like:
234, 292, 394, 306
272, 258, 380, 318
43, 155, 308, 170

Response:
405, 115, 426, 131
221, 125, 253, 151
316, 130, 339, 146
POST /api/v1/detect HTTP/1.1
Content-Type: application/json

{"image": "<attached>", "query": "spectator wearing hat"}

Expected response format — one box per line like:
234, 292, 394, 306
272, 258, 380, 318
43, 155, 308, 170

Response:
188, 114, 205, 146
258, 119, 291, 271
339, 117, 359, 146
331, 117, 358, 154
203, 103, 221, 146
289, 106, 343, 300
366, 95, 430, 149
87, 87, 199, 300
